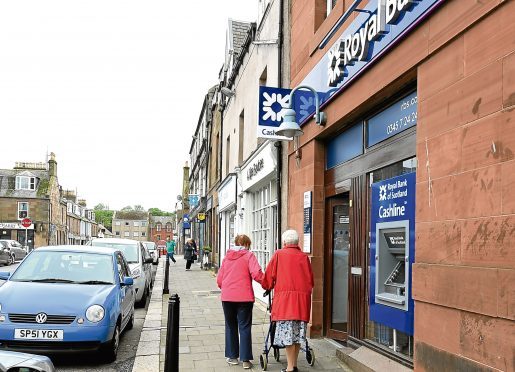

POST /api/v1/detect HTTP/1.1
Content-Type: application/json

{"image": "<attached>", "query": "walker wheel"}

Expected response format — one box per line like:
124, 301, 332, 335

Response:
273, 346, 280, 362
260, 353, 268, 371
306, 346, 315, 366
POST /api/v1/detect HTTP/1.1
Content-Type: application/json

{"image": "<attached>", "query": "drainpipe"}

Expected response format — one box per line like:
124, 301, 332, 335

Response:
276, 0, 284, 250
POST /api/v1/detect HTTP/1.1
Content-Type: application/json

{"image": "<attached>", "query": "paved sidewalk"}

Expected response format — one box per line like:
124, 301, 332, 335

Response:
143, 256, 352, 372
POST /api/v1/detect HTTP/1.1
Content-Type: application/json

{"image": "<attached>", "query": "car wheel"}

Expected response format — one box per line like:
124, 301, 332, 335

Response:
136, 285, 148, 308
102, 323, 120, 362
9, 254, 15, 265
126, 305, 135, 330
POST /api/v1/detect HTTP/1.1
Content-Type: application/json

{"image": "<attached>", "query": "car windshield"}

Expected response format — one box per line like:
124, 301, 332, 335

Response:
10, 251, 114, 284
90, 241, 139, 263
143, 242, 156, 251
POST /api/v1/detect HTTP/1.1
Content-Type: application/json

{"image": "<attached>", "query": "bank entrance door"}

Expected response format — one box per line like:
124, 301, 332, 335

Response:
326, 194, 350, 340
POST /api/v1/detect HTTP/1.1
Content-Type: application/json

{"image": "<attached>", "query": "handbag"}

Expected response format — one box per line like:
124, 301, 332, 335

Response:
192, 252, 198, 261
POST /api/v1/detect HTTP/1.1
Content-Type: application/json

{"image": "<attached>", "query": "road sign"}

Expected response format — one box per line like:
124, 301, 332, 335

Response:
21, 218, 32, 228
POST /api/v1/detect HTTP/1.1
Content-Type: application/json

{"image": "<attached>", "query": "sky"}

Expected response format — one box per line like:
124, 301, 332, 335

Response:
0, 0, 257, 212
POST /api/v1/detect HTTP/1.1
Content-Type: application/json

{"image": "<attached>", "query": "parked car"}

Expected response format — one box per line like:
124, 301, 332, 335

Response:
0, 350, 55, 372
142, 241, 159, 265
0, 240, 27, 263
89, 238, 153, 307
0, 246, 135, 362
0, 244, 11, 266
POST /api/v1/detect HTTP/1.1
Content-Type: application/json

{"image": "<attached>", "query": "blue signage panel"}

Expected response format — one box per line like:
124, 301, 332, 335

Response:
367, 91, 417, 147
188, 194, 199, 208
296, 0, 441, 126
182, 214, 190, 230
326, 123, 363, 169
370, 172, 415, 335
257, 86, 326, 139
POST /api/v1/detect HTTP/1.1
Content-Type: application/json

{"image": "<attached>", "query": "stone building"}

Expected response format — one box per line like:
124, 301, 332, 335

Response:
286, 0, 515, 370
149, 215, 175, 243
111, 210, 149, 241
0, 153, 65, 249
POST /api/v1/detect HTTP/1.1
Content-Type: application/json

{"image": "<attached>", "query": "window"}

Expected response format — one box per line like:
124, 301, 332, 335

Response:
15, 176, 37, 191
141, 221, 147, 227
157, 234, 161, 240
124, 231, 130, 237
156, 223, 162, 232
142, 232, 146, 237
166, 223, 172, 232
115, 221, 121, 226
18, 202, 29, 220
134, 221, 140, 227
115, 231, 120, 236
133, 232, 139, 237
251, 181, 278, 269
327, 0, 337, 16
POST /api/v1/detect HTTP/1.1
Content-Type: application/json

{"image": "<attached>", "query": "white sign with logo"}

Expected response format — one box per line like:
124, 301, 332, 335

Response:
0, 222, 34, 230
241, 143, 276, 191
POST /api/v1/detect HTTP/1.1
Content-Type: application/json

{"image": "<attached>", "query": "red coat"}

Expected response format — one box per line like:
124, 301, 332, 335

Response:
261, 245, 314, 322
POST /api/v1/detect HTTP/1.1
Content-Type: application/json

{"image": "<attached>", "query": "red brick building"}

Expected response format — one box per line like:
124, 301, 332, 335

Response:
149, 215, 174, 243
288, 1, 514, 370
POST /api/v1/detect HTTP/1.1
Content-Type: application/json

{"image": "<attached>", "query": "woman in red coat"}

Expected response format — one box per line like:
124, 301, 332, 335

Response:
261, 229, 314, 372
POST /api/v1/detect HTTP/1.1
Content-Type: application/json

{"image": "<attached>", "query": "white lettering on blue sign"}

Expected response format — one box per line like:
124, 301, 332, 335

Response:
328, 0, 416, 87
379, 203, 406, 218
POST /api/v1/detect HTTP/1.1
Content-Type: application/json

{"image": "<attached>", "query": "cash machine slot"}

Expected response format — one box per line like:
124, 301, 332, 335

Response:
375, 222, 409, 310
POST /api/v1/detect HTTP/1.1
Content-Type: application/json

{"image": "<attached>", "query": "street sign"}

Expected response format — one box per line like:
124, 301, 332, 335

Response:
21, 218, 32, 228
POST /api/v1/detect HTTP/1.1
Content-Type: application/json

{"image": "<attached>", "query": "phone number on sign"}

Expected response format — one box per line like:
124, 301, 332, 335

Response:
386, 111, 417, 135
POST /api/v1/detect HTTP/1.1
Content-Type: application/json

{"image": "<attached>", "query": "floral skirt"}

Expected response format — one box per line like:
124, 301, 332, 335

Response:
273, 320, 307, 347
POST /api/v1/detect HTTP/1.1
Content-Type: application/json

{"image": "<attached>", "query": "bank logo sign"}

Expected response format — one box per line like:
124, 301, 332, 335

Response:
257, 86, 320, 140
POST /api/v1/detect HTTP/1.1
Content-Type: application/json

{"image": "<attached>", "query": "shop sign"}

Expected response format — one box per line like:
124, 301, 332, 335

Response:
0, 222, 34, 230
370, 172, 415, 335
189, 194, 200, 208
198, 213, 206, 222
218, 175, 236, 212
296, 0, 440, 127
182, 214, 190, 229
367, 91, 417, 147
247, 159, 264, 180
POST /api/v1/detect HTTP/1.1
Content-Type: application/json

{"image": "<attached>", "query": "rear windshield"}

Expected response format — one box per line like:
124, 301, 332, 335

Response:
143, 242, 156, 251
91, 241, 139, 263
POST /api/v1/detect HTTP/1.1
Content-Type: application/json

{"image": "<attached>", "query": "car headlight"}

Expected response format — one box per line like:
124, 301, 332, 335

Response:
131, 267, 141, 279
86, 305, 105, 323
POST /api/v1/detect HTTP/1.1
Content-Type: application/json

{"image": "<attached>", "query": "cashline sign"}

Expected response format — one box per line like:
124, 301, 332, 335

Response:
370, 172, 415, 335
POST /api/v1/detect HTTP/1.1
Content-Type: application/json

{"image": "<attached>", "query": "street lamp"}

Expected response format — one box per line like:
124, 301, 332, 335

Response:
275, 85, 326, 138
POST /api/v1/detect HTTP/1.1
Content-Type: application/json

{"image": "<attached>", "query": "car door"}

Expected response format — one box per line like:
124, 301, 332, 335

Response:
11, 241, 25, 258
0, 242, 9, 264
115, 253, 131, 321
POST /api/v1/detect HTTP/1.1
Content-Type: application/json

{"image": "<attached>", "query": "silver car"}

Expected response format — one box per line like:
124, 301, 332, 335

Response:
0, 240, 27, 264
89, 238, 153, 307
0, 350, 55, 372
142, 241, 159, 265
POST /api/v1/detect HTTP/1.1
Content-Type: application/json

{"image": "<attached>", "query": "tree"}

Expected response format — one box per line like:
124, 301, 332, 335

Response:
94, 203, 107, 211
148, 207, 175, 217
121, 206, 133, 211
95, 209, 114, 231
134, 205, 145, 212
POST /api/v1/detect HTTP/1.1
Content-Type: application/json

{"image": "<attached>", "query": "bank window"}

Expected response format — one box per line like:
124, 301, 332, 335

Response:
18, 202, 29, 220
15, 176, 37, 191
326, 123, 363, 169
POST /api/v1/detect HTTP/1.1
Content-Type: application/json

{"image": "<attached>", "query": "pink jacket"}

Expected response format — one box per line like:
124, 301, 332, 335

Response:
217, 248, 264, 302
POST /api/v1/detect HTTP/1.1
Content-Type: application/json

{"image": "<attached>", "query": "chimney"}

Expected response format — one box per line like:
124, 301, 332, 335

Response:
48, 152, 57, 177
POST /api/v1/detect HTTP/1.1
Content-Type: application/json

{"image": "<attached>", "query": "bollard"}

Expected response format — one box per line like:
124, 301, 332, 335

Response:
164, 294, 180, 372
163, 255, 170, 295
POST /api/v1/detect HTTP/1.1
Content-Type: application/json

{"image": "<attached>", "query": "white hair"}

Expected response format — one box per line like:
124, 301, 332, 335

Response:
282, 229, 299, 245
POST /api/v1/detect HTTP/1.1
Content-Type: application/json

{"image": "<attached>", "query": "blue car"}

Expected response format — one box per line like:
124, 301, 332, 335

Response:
0, 246, 135, 362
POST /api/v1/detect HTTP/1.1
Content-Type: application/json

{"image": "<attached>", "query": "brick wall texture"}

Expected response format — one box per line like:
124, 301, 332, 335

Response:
290, 0, 515, 370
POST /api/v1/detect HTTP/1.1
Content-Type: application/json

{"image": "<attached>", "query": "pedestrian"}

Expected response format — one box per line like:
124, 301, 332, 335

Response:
184, 238, 196, 270
217, 234, 264, 370
166, 236, 176, 264
261, 230, 314, 372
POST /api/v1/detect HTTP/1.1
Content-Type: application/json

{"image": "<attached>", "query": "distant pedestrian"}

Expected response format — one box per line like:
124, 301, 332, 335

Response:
184, 238, 196, 270
166, 236, 176, 264
217, 234, 264, 370
261, 230, 314, 372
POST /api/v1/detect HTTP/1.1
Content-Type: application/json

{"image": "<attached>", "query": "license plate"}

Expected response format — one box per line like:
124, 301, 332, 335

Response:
14, 329, 63, 340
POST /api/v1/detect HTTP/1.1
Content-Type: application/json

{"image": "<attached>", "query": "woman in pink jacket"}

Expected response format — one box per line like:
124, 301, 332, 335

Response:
217, 234, 264, 369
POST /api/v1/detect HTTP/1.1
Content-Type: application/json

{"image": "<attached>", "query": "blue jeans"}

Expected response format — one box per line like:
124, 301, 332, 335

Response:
167, 252, 176, 263
222, 301, 254, 361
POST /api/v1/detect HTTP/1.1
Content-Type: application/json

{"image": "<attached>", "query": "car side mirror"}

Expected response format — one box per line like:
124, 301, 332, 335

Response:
145, 257, 153, 264
121, 276, 134, 286
0, 272, 11, 280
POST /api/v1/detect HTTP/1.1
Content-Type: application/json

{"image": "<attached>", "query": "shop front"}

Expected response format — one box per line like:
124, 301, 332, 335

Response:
0, 222, 35, 250
217, 174, 237, 265
240, 141, 278, 300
